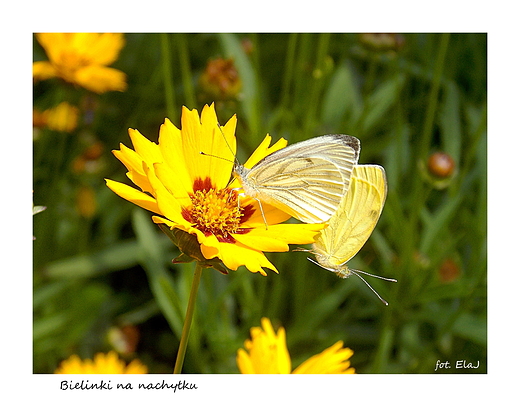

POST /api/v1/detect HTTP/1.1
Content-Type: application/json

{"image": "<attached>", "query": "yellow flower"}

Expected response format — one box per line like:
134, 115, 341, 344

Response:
33, 33, 127, 93
106, 104, 324, 275
54, 351, 148, 374
33, 102, 79, 132
237, 318, 355, 374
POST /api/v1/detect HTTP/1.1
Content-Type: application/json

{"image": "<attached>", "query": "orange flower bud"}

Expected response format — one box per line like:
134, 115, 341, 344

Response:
427, 152, 456, 179
438, 258, 460, 283
199, 58, 242, 100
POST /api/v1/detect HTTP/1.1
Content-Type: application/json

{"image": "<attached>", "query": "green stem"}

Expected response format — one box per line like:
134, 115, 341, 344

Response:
280, 33, 298, 112
173, 262, 203, 374
404, 34, 450, 280
418, 33, 450, 159
177, 33, 196, 108
160, 33, 176, 119
303, 33, 331, 135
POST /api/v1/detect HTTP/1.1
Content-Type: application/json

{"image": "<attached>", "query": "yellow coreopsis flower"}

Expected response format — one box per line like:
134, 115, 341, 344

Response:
237, 318, 355, 374
106, 104, 325, 275
33, 102, 79, 132
54, 351, 148, 374
33, 33, 127, 94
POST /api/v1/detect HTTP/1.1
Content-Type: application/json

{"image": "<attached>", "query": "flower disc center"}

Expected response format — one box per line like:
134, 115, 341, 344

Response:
189, 187, 243, 239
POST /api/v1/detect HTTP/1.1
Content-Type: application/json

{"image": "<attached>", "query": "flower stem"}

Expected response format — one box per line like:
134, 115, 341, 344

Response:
177, 33, 196, 109
173, 262, 203, 374
160, 33, 176, 119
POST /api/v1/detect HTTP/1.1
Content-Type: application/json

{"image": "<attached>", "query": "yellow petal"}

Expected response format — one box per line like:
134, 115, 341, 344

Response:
128, 128, 163, 168
216, 241, 279, 275
181, 104, 236, 191
242, 134, 287, 169
32, 61, 57, 81
239, 198, 292, 226
158, 118, 192, 194
236, 349, 257, 374
105, 179, 160, 214
36, 33, 66, 61
234, 223, 325, 252
152, 215, 192, 232
113, 144, 154, 194
232, 232, 290, 252
75, 65, 127, 93
83, 33, 125, 66
292, 341, 355, 374
237, 318, 292, 374
113, 143, 145, 174
142, 162, 185, 224
153, 162, 191, 205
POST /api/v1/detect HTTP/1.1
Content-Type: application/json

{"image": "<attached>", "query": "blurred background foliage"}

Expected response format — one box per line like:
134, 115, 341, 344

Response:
33, 33, 486, 374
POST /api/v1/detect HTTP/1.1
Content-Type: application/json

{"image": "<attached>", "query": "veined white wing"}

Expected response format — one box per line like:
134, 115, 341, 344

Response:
233, 134, 360, 223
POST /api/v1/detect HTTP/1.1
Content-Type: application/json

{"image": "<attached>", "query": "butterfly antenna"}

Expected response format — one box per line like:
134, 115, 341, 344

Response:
352, 269, 397, 283
199, 151, 234, 163
215, 123, 269, 230
251, 197, 268, 230
351, 269, 396, 306
306, 256, 335, 271
216, 122, 239, 165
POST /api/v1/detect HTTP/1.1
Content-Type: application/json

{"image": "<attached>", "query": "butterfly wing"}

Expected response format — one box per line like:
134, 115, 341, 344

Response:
312, 164, 387, 274
236, 134, 360, 223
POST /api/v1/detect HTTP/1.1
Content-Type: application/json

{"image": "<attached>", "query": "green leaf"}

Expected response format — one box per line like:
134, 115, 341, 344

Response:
321, 61, 362, 128
452, 312, 487, 346
132, 209, 185, 336
362, 74, 405, 134
44, 238, 164, 279
439, 80, 462, 163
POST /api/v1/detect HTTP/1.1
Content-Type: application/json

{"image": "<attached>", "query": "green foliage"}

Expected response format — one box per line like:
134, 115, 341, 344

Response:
33, 33, 486, 373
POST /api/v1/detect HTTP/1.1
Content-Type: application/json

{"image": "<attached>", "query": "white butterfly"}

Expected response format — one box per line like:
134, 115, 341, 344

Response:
232, 134, 360, 224
308, 164, 397, 305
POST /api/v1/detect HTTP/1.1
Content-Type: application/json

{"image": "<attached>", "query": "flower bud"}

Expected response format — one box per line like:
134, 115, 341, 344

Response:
358, 33, 405, 52
427, 152, 456, 179
438, 258, 460, 283
199, 58, 242, 101
107, 325, 140, 355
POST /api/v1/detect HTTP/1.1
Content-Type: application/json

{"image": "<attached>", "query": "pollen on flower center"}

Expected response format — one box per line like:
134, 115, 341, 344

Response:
182, 178, 253, 242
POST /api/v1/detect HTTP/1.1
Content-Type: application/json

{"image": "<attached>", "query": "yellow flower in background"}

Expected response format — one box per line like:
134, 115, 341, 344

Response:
106, 104, 324, 275
54, 351, 148, 374
33, 33, 127, 94
237, 318, 355, 374
33, 102, 79, 132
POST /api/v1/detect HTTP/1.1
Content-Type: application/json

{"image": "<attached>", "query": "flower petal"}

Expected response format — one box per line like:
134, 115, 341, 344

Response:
229, 134, 288, 190
83, 33, 126, 66
105, 179, 159, 214
292, 341, 355, 374
113, 143, 154, 194
233, 223, 325, 252
243, 134, 287, 169
142, 162, 185, 225
158, 118, 192, 194
75, 65, 127, 93
33, 61, 57, 81
236, 318, 292, 374
181, 104, 236, 190
216, 241, 279, 275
